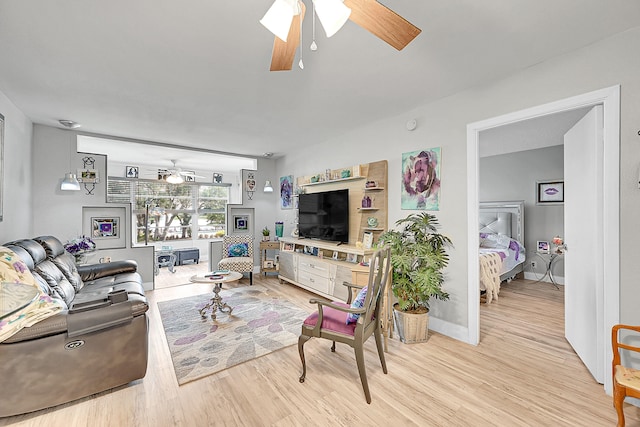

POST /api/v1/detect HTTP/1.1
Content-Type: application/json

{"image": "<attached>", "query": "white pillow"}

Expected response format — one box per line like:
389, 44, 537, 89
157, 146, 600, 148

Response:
480, 233, 511, 249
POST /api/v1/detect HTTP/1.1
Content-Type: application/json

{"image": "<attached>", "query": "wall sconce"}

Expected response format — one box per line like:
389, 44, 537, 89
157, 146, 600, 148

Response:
60, 172, 81, 191
246, 172, 256, 200
264, 180, 274, 193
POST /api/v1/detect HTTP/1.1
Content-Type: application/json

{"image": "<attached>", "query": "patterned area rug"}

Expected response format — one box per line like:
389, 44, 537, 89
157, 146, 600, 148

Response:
157, 285, 308, 385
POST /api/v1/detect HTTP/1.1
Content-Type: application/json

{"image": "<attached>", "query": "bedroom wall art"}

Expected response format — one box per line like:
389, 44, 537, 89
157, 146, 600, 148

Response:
536, 179, 564, 205
280, 175, 293, 209
401, 147, 441, 210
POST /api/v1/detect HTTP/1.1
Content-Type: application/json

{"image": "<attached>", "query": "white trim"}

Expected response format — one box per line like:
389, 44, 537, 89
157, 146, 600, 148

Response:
466, 85, 620, 395
429, 316, 469, 343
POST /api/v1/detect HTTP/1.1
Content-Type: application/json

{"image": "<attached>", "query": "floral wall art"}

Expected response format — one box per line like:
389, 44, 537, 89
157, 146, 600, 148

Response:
280, 175, 293, 209
401, 147, 441, 210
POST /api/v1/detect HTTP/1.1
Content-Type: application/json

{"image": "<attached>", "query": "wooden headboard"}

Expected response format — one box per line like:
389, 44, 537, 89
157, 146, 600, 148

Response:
479, 200, 525, 243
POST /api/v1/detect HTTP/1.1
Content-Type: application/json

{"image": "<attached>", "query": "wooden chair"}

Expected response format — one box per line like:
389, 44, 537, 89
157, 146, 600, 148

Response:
298, 246, 391, 404
218, 235, 254, 285
612, 324, 640, 427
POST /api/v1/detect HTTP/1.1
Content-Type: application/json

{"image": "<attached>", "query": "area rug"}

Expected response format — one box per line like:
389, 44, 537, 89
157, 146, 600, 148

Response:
157, 285, 308, 385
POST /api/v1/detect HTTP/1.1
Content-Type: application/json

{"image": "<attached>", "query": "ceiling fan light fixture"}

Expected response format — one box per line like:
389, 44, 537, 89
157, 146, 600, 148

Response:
260, 0, 299, 42
166, 173, 184, 184
312, 0, 351, 37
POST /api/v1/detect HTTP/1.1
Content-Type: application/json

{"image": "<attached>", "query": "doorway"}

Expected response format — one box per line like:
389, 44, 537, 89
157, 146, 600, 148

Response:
466, 86, 620, 394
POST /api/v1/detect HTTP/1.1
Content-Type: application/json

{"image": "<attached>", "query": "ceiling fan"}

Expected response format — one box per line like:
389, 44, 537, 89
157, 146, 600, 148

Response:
260, 0, 421, 71
146, 160, 205, 184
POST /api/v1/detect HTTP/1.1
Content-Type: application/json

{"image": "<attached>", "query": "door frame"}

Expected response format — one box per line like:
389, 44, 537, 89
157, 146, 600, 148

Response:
466, 85, 620, 394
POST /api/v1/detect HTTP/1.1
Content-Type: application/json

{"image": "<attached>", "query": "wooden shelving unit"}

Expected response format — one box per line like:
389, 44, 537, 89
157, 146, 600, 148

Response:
295, 160, 388, 247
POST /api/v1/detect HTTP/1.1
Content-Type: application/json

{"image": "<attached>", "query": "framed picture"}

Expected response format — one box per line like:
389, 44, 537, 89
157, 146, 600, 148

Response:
78, 169, 99, 183
537, 240, 550, 254
282, 243, 295, 252
263, 260, 274, 269
184, 171, 196, 182
213, 173, 223, 183
233, 215, 249, 233
92, 217, 119, 238
362, 231, 374, 249
346, 253, 358, 263
280, 175, 293, 209
401, 147, 441, 211
537, 180, 564, 205
126, 166, 139, 178
82, 206, 127, 249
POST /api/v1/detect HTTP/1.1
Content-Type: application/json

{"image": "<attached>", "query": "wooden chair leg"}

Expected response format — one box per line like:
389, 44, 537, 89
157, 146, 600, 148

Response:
613, 382, 626, 427
249, 272, 253, 285
298, 335, 311, 383
374, 329, 388, 374
331, 341, 336, 352
354, 344, 371, 404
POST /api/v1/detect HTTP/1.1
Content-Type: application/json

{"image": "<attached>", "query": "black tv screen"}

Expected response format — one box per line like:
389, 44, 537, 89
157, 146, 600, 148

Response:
298, 189, 349, 243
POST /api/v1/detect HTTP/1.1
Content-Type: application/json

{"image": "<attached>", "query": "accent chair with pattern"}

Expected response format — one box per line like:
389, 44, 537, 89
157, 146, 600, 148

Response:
218, 235, 254, 285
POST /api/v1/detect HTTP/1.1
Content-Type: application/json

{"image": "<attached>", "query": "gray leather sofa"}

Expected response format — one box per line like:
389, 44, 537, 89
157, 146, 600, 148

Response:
0, 236, 148, 417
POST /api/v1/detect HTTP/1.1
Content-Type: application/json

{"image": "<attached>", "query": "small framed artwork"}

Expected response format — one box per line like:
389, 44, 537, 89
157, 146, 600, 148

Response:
82, 206, 126, 249
233, 215, 249, 233
126, 166, 139, 178
78, 169, 99, 183
332, 251, 339, 260
537, 240, 550, 254
92, 217, 119, 238
282, 243, 295, 252
213, 173, 223, 183
263, 260, 274, 269
346, 253, 358, 263
362, 231, 374, 249
184, 171, 196, 182
537, 180, 564, 205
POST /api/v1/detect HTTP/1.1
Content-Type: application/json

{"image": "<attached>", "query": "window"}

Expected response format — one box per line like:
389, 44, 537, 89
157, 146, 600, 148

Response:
108, 178, 229, 244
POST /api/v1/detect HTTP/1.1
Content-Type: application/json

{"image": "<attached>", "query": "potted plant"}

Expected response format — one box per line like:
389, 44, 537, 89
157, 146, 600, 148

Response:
378, 212, 452, 343
262, 226, 270, 241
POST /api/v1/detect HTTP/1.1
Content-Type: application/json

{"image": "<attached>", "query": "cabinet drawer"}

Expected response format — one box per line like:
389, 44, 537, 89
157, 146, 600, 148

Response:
298, 270, 331, 295
298, 259, 331, 279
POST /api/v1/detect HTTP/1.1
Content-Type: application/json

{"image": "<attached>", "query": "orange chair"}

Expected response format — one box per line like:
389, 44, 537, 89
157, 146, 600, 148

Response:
612, 324, 640, 427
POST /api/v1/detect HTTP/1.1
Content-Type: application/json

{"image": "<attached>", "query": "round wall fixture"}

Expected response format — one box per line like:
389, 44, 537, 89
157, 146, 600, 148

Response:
406, 119, 417, 131
59, 120, 81, 129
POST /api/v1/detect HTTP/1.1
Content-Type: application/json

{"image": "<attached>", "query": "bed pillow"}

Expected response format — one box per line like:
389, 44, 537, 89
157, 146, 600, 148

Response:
479, 233, 511, 249
346, 286, 368, 324
227, 242, 249, 257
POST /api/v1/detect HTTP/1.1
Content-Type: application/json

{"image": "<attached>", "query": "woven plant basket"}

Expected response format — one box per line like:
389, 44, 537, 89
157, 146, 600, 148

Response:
393, 304, 429, 344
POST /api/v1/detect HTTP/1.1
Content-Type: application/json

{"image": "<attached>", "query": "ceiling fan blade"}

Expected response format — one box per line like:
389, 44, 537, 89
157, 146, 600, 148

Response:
343, 0, 421, 51
269, 1, 306, 71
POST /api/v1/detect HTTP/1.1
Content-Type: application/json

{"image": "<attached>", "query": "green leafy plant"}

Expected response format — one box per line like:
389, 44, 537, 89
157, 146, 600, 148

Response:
262, 226, 270, 236
379, 212, 452, 313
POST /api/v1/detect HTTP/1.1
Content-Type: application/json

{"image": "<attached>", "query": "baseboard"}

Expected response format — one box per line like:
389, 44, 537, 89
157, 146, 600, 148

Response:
428, 316, 473, 345
523, 272, 565, 285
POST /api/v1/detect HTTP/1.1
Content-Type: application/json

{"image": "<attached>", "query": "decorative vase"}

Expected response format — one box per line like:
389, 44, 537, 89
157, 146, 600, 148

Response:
393, 304, 430, 344
275, 222, 284, 239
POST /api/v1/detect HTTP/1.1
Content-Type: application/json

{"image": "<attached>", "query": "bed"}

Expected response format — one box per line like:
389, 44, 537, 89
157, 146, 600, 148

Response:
479, 201, 526, 302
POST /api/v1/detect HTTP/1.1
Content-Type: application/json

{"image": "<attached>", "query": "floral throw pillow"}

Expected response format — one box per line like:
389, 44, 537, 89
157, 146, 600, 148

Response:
346, 286, 367, 324
227, 243, 249, 258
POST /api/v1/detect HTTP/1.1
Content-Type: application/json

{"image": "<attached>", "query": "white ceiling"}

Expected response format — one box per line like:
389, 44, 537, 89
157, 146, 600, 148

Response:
1, 1, 639, 159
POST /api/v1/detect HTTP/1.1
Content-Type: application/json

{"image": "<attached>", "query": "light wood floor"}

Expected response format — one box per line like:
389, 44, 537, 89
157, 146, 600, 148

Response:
2, 268, 638, 426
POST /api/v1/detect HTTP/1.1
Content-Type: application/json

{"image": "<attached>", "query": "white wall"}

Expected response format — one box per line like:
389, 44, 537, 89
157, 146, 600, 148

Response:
0, 91, 33, 240
277, 27, 640, 335
31, 125, 155, 289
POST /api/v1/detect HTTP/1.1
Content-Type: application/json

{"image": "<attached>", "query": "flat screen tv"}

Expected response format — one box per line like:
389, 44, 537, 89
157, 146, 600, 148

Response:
298, 189, 349, 243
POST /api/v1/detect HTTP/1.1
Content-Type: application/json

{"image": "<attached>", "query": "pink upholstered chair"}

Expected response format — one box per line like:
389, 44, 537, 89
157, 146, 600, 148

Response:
298, 246, 391, 404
